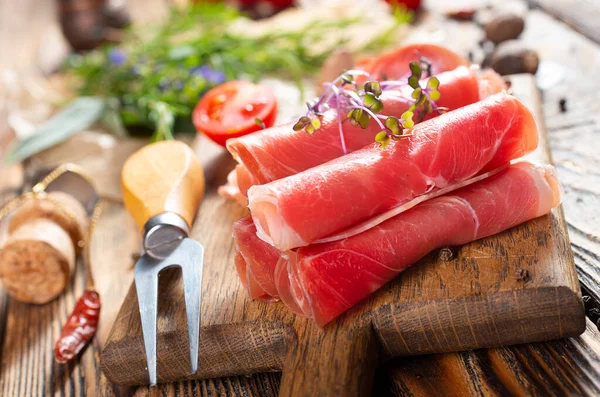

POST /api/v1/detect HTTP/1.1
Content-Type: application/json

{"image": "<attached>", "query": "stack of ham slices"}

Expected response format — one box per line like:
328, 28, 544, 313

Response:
221, 44, 563, 327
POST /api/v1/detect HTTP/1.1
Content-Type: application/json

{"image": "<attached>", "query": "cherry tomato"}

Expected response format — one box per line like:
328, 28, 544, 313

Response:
193, 81, 277, 147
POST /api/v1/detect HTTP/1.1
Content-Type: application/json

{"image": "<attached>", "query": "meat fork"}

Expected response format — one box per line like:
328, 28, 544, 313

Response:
121, 141, 205, 385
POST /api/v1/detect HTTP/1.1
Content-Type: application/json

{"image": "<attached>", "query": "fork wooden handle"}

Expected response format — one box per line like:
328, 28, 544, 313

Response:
121, 141, 205, 232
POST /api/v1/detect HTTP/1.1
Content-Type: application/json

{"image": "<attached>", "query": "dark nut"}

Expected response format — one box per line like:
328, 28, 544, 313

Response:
490, 40, 539, 75
484, 13, 525, 44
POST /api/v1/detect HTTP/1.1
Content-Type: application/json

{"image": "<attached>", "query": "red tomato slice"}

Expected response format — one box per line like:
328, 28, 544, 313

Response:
193, 81, 277, 147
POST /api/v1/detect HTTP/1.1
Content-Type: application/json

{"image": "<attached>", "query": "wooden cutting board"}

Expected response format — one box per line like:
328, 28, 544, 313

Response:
100, 74, 585, 397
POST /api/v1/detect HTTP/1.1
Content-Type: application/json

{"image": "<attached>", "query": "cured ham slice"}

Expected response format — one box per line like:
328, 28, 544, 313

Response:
234, 248, 269, 300
233, 216, 282, 300
249, 92, 538, 251
271, 162, 563, 326
217, 165, 257, 206
221, 65, 506, 203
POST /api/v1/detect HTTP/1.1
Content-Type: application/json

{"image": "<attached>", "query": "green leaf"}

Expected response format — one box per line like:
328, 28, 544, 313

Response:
5, 97, 106, 164
101, 97, 128, 137
411, 87, 422, 99
364, 81, 382, 97
371, 100, 384, 113
409, 61, 422, 79
149, 101, 175, 141
375, 131, 390, 148
341, 73, 354, 85
358, 112, 370, 129
363, 92, 377, 108
385, 116, 400, 134
401, 111, 413, 120
364, 92, 383, 113
168, 45, 195, 60
293, 116, 310, 131
348, 109, 364, 125
408, 76, 420, 90
427, 77, 440, 90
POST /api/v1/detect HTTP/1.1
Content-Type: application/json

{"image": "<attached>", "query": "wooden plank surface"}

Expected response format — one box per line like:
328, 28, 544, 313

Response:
529, 0, 600, 44
1, 0, 600, 396
376, 318, 600, 396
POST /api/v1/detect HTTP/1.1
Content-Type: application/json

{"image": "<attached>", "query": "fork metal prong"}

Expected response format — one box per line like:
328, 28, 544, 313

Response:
180, 239, 204, 374
134, 256, 160, 386
134, 237, 204, 385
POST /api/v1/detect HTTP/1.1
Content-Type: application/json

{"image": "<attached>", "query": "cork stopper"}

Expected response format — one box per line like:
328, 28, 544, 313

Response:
0, 192, 88, 304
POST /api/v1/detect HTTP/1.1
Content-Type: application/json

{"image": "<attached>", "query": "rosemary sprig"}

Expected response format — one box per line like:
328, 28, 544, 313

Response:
294, 59, 445, 150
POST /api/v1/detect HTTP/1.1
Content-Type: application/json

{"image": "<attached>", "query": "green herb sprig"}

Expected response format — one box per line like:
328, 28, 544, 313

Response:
294, 59, 445, 150
66, 3, 409, 141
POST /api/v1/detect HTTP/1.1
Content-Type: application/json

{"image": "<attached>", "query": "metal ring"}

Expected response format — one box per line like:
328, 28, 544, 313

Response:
142, 212, 190, 258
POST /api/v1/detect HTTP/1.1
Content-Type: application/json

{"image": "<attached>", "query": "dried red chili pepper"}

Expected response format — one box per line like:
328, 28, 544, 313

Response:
55, 289, 101, 363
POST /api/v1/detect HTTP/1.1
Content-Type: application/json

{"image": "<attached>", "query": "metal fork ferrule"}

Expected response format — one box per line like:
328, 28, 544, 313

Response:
142, 212, 190, 259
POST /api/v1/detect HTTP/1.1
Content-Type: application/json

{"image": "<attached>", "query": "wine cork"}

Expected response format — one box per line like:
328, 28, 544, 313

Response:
0, 192, 88, 304
0, 220, 74, 304
8, 191, 88, 253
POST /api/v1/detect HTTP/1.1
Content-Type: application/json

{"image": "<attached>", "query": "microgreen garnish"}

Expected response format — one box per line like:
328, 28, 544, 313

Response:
295, 59, 446, 150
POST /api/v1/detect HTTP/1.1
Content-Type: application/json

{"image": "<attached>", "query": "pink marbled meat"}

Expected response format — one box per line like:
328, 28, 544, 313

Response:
249, 93, 538, 251
233, 162, 562, 326
221, 64, 506, 202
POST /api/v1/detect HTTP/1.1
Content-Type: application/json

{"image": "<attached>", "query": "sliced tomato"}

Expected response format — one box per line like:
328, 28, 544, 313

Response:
193, 81, 277, 147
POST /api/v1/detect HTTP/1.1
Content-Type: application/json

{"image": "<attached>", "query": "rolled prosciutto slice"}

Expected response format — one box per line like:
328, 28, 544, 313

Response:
249, 92, 538, 251
233, 216, 282, 300
270, 162, 562, 326
217, 165, 256, 206
222, 65, 506, 203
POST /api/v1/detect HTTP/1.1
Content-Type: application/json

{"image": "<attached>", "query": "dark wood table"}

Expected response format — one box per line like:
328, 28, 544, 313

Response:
1, 0, 600, 395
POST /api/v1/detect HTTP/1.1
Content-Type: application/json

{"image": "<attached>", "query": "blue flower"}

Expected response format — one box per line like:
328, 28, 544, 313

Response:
191, 65, 225, 85
158, 78, 170, 92
172, 80, 185, 91
108, 48, 127, 66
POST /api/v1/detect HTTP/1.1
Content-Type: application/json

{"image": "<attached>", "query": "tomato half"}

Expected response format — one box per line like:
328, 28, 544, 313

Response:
193, 81, 278, 147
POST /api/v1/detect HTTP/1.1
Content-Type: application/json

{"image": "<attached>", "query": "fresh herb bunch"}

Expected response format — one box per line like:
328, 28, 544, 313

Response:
294, 59, 445, 150
66, 3, 408, 141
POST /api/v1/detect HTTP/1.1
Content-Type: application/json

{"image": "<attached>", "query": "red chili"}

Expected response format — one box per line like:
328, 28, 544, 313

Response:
54, 289, 101, 363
